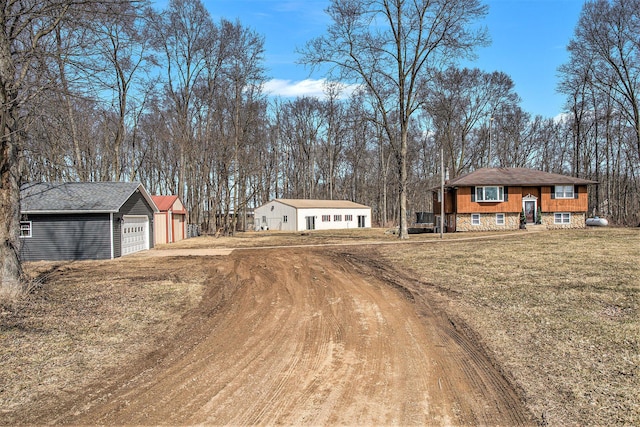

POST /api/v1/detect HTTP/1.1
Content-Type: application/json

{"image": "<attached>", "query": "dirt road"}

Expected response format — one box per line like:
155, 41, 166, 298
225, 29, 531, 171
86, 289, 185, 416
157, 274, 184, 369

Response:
56, 247, 532, 425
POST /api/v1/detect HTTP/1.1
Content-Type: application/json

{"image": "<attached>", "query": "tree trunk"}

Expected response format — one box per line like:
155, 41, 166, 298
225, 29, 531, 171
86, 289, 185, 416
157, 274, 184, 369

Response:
0, 97, 23, 297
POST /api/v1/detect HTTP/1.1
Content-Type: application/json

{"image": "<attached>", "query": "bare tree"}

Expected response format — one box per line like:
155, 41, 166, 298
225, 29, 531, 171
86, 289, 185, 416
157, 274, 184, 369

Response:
300, 0, 489, 238
1, 1, 76, 297
426, 68, 518, 177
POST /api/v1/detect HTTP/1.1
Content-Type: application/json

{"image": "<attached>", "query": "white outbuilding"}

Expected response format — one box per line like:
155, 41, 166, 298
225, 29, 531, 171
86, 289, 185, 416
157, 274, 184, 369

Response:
254, 199, 372, 232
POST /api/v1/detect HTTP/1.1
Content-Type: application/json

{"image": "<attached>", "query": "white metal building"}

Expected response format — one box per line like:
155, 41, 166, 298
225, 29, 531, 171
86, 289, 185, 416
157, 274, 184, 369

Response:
254, 199, 372, 232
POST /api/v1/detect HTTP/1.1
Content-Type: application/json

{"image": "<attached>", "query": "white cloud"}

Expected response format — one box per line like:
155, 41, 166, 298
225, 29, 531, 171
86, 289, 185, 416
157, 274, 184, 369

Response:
263, 78, 360, 99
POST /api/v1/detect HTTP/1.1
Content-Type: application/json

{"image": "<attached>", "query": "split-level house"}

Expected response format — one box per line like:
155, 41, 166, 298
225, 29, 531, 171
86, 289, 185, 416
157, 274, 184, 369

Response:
433, 168, 597, 232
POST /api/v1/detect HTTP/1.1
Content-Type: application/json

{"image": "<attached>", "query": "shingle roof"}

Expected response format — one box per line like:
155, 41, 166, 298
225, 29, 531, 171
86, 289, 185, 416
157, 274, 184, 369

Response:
446, 168, 598, 187
21, 182, 157, 213
275, 199, 370, 209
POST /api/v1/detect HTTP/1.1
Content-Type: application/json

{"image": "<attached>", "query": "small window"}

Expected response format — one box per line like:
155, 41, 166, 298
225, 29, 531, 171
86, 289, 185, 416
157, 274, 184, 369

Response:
262, 215, 267, 224
554, 213, 571, 224
334, 215, 342, 222
554, 185, 574, 199
496, 213, 505, 226
475, 186, 504, 202
283, 215, 288, 223
471, 214, 481, 226
345, 214, 353, 221
20, 221, 32, 238
322, 215, 331, 222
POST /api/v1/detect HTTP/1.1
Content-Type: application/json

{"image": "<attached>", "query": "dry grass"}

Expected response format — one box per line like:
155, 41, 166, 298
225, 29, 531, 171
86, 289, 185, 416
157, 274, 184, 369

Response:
379, 228, 640, 426
1, 227, 637, 426
0, 258, 207, 425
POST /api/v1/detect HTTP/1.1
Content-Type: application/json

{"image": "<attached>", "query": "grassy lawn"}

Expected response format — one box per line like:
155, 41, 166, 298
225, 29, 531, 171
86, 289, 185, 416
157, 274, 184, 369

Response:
380, 228, 639, 425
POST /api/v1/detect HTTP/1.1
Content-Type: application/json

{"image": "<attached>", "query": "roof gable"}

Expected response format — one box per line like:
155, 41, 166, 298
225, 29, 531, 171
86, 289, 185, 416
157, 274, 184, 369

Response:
447, 168, 598, 187
152, 195, 178, 211
21, 182, 158, 213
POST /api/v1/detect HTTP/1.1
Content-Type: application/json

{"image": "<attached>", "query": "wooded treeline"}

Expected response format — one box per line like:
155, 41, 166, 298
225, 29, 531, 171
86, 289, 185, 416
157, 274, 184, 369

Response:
13, 0, 640, 234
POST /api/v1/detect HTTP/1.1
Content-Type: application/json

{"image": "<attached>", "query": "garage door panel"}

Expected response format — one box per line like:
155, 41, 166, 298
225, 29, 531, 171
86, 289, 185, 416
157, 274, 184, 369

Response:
122, 216, 149, 255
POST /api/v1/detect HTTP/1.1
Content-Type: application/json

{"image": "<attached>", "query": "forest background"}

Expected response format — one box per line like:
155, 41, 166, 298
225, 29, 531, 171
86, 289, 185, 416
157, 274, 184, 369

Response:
6, 0, 640, 238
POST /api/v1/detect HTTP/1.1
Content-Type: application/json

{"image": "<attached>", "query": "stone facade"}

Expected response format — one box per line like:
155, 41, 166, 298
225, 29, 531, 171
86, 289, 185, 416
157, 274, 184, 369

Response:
541, 212, 586, 229
455, 212, 586, 231
455, 213, 520, 231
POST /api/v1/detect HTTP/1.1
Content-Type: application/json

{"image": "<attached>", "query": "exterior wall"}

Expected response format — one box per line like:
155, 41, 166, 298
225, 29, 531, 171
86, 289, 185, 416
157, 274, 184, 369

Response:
255, 201, 298, 231
540, 185, 589, 212
115, 189, 155, 257
295, 208, 371, 231
454, 186, 534, 214
19, 213, 112, 261
254, 201, 372, 232
154, 212, 168, 244
541, 212, 587, 229
455, 213, 521, 232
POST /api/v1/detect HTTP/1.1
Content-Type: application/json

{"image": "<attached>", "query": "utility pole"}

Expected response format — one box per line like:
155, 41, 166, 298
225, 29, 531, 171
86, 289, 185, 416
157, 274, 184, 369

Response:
440, 147, 445, 239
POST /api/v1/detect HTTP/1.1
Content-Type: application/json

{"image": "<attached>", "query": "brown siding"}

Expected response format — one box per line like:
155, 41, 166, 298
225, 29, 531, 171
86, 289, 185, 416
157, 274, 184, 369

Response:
540, 185, 589, 212
455, 186, 524, 214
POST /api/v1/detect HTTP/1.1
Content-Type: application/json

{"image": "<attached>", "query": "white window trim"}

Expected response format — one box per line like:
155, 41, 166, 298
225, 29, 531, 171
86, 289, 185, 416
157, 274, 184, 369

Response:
476, 186, 504, 202
283, 215, 288, 223
496, 213, 505, 226
554, 212, 571, 224
554, 185, 574, 199
471, 214, 481, 226
20, 221, 32, 238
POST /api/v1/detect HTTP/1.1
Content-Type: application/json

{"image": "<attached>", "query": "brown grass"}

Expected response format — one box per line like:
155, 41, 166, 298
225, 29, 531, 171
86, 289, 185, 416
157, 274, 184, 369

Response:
1, 227, 637, 426
0, 258, 207, 425
379, 228, 640, 425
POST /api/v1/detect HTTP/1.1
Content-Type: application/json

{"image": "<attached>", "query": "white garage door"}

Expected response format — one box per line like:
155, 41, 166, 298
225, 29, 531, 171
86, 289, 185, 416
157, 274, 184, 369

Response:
121, 215, 149, 255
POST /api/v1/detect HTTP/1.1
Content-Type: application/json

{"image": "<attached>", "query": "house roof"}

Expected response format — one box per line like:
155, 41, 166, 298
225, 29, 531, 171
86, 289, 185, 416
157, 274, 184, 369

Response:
21, 182, 158, 214
274, 199, 370, 209
446, 168, 598, 187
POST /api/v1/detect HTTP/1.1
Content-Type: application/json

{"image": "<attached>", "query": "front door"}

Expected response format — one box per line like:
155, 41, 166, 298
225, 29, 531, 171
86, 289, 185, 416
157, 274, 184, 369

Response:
524, 200, 536, 224
305, 216, 315, 230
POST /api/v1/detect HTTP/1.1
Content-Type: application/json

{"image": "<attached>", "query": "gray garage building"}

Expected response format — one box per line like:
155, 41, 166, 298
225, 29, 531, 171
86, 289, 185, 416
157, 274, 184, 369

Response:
19, 182, 158, 261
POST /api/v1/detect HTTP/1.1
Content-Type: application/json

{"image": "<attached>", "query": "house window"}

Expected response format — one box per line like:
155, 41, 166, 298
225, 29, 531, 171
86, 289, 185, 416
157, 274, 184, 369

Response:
471, 214, 481, 226
20, 221, 32, 238
345, 214, 353, 221
475, 186, 504, 202
554, 213, 571, 224
496, 213, 505, 226
334, 215, 342, 222
283, 215, 288, 223
554, 185, 574, 199
322, 215, 331, 222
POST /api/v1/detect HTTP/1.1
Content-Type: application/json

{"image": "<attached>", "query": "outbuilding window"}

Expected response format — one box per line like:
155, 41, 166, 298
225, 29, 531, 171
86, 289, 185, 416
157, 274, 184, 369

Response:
345, 214, 353, 221
334, 215, 342, 222
283, 215, 288, 223
474, 186, 504, 202
322, 215, 331, 222
20, 221, 32, 238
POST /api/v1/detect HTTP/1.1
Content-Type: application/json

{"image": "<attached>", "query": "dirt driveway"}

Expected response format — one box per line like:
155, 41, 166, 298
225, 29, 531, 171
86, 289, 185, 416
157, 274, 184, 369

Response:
46, 246, 532, 426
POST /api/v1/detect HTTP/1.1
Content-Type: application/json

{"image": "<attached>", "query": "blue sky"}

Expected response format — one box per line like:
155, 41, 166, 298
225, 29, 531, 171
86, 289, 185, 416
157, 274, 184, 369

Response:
205, 0, 584, 119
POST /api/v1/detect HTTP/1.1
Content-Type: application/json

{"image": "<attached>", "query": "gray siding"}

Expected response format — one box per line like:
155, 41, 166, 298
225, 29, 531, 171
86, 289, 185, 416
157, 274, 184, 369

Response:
20, 214, 112, 261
